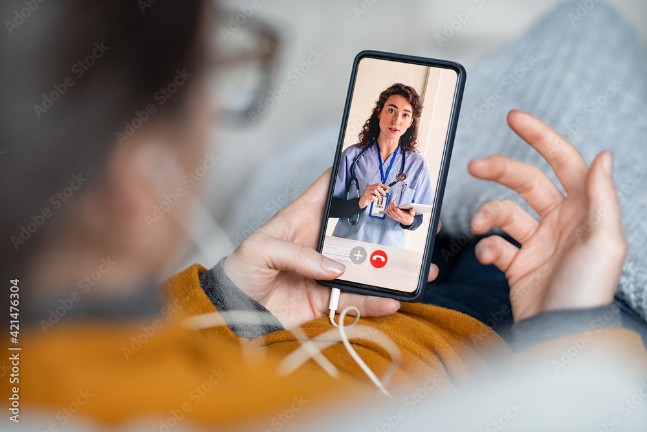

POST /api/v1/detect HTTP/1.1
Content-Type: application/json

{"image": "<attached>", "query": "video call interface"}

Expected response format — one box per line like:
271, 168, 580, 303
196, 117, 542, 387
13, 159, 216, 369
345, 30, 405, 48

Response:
321, 57, 459, 293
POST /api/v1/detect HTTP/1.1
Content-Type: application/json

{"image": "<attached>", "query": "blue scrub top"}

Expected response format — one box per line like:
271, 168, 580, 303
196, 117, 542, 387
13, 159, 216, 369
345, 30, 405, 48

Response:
332, 142, 435, 248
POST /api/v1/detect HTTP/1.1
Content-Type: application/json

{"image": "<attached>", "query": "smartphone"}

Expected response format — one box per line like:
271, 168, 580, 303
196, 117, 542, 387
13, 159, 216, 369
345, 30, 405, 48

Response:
316, 50, 465, 301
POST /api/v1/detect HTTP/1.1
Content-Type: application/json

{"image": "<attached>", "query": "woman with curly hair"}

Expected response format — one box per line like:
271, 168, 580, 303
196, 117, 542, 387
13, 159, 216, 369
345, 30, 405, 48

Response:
330, 83, 435, 248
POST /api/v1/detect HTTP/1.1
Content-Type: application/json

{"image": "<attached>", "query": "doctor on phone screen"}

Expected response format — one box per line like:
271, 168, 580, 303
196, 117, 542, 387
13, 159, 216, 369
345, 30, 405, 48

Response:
330, 83, 434, 248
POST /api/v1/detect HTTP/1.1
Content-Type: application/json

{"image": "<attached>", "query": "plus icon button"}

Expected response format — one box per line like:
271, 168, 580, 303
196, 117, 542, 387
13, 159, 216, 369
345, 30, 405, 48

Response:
349, 246, 368, 265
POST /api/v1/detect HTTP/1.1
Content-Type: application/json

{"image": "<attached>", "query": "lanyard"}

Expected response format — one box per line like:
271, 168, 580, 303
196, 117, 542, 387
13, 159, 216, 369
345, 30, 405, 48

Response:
376, 144, 399, 184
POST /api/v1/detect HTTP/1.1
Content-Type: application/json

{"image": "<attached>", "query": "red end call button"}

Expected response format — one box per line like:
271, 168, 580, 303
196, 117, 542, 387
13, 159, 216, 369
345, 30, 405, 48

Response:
370, 250, 388, 268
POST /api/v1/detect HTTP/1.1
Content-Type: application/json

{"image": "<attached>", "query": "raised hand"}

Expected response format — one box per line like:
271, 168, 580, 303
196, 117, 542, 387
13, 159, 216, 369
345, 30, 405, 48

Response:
468, 110, 627, 322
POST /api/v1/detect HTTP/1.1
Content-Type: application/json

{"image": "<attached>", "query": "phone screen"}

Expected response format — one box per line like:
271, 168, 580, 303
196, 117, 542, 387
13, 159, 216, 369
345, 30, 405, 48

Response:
317, 51, 465, 300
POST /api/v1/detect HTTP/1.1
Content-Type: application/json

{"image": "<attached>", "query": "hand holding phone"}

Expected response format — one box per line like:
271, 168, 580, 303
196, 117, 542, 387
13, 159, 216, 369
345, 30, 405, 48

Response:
223, 171, 402, 329
318, 51, 465, 301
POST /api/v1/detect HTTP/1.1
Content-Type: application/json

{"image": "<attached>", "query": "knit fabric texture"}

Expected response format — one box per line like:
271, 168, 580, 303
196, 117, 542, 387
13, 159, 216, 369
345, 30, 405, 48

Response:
441, 1, 647, 321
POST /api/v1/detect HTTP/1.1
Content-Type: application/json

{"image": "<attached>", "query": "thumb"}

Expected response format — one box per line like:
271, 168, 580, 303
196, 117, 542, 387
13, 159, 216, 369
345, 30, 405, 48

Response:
585, 151, 624, 243
264, 236, 346, 280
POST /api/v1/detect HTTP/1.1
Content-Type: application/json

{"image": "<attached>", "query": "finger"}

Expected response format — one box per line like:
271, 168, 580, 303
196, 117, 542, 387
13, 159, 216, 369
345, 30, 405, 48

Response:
263, 236, 346, 280
427, 263, 439, 282
472, 200, 539, 244
337, 292, 400, 317
437, 221, 442, 233
390, 208, 406, 221
507, 109, 588, 194
583, 151, 626, 254
474, 235, 519, 273
468, 155, 564, 217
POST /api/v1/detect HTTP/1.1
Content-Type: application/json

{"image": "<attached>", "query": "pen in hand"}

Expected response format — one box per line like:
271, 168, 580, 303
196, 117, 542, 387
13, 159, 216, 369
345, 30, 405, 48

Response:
388, 173, 407, 187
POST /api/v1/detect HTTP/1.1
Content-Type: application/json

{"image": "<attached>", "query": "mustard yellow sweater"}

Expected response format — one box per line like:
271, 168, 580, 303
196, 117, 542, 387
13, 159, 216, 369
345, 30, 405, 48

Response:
13, 264, 646, 426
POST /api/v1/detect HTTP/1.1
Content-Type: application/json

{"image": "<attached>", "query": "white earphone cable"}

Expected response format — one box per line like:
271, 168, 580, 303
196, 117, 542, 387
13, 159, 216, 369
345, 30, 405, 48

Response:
328, 288, 392, 398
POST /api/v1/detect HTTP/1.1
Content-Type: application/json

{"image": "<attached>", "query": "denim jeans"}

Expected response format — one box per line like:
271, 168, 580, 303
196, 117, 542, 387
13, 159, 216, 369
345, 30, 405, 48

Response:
424, 234, 647, 347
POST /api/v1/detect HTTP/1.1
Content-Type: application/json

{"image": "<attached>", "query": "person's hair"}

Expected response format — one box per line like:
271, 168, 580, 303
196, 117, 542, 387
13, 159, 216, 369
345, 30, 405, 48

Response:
0, 0, 208, 278
357, 83, 423, 151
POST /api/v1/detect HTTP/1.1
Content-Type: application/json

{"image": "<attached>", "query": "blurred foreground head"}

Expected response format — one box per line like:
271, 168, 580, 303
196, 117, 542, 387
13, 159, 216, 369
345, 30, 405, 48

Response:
0, 0, 210, 302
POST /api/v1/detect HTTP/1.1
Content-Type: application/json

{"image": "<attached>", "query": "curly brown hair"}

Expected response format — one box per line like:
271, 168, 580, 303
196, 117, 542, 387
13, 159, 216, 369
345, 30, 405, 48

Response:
358, 83, 423, 151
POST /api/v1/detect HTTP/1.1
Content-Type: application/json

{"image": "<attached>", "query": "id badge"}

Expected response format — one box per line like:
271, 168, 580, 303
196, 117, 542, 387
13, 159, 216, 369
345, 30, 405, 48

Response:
369, 192, 390, 219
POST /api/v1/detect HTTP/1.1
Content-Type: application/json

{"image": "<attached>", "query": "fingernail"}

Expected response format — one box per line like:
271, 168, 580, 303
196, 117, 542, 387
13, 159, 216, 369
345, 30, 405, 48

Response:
322, 258, 345, 274
386, 299, 401, 312
476, 244, 491, 262
472, 211, 485, 227
603, 151, 613, 174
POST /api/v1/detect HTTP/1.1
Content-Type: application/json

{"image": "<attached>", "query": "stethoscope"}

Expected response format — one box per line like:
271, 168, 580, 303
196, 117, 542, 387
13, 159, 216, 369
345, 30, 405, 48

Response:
347, 142, 407, 225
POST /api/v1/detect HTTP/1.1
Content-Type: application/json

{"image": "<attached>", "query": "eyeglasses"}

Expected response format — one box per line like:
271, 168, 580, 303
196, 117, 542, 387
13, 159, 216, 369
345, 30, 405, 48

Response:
206, 5, 281, 126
